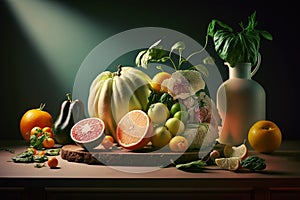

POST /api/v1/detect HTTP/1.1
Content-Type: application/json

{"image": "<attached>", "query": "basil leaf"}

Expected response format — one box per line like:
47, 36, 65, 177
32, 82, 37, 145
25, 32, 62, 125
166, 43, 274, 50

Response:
33, 155, 48, 163
12, 150, 34, 163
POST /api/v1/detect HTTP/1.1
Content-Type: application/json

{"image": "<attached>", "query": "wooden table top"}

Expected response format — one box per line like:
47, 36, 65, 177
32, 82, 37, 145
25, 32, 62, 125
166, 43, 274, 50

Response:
1, 139, 300, 188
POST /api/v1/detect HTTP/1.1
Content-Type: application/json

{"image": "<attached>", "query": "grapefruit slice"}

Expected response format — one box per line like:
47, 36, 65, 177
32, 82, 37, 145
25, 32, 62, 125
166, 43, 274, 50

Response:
215, 157, 241, 171
116, 110, 153, 151
71, 117, 105, 150
223, 143, 248, 159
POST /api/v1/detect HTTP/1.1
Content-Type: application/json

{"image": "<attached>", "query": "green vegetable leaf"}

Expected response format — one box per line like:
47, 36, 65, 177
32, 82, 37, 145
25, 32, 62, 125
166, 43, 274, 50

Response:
176, 160, 207, 170
135, 40, 168, 69
241, 155, 266, 171
159, 93, 174, 110
259, 30, 273, 40
207, 19, 233, 37
33, 155, 48, 163
45, 148, 61, 156
30, 134, 46, 150
12, 150, 34, 163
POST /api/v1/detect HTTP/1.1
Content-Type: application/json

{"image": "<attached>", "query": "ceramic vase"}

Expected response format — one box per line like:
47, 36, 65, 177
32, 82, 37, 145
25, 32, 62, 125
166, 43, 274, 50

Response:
217, 55, 266, 145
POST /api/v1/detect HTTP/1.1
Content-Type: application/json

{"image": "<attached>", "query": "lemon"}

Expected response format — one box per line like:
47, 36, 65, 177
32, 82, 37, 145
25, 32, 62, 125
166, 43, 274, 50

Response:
215, 157, 241, 171
223, 143, 248, 159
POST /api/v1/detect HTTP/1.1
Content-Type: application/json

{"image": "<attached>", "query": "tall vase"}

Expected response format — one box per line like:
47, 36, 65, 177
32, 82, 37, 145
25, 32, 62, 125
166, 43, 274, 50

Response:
217, 55, 265, 146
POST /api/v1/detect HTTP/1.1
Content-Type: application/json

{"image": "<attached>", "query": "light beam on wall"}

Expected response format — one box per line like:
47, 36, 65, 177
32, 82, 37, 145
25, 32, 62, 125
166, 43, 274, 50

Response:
6, 0, 113, 92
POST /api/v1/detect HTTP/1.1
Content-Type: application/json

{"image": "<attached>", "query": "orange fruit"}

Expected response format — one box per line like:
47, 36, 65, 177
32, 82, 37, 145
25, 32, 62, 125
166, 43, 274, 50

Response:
20, 103, 53, 142
101, 135, 114, 149
248, 120, 282, 153
116, 110, 153, 150
223, 143, 248, 160
42, 127, 54, 138
151, 71, 172, 93
215, 157, 241, 171
37, 150, 45, 156
43, 137, 55, 149
30, 126, 43, 137
47, 156, 58, 168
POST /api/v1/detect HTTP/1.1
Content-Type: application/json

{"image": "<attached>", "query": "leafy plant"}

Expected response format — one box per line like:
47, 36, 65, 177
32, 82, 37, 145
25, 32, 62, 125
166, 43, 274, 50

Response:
207, 11, 273, 67
135, 39, 213, 74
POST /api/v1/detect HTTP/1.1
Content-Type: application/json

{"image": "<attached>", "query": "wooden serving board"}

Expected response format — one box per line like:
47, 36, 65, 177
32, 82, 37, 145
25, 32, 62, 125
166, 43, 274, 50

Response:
61, 144, 203, 166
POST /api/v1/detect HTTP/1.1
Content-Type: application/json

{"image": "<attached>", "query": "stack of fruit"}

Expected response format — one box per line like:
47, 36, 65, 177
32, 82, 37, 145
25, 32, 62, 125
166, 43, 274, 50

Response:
111, 67, 220, 152
143, 70, 219, 151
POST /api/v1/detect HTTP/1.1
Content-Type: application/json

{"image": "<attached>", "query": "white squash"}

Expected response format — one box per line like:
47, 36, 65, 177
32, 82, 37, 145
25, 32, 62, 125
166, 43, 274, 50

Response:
87, 65, 151, 140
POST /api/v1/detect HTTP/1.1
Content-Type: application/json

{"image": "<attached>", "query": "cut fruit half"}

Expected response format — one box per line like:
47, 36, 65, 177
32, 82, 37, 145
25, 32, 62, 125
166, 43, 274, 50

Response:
116, 110, 153, 151
223, 143, 248, 159
215, 157, 241, 171
71, 117, 105, 150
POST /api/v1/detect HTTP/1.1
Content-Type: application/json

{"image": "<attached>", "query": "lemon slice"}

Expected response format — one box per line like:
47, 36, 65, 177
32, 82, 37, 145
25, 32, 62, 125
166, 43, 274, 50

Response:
223, 143, 248, 159
215, 157, 241, 171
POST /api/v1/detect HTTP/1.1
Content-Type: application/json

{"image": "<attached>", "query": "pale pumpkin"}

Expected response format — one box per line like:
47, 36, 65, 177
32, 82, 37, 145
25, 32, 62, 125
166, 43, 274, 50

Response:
87, 65, 151, 141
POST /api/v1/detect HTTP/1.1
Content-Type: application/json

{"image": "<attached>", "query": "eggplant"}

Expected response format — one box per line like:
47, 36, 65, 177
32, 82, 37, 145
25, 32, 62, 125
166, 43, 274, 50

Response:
52, 93, 86, 145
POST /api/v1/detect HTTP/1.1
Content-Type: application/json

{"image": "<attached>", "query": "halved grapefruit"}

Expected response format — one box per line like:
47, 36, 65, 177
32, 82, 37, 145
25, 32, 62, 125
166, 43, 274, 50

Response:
116, 110, 153, 151
71, 117, 105, 150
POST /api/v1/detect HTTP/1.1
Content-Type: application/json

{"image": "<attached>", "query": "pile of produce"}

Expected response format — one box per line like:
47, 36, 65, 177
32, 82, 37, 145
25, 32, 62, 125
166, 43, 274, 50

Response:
15, 11, 278, 172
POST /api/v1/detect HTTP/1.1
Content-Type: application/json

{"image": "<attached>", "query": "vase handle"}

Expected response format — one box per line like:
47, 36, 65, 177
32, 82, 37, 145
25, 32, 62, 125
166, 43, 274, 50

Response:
251, 53, 261, 77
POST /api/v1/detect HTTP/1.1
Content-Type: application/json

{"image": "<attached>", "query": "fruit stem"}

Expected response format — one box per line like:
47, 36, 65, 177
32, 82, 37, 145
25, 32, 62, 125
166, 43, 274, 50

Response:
66, 93, 72, 102
39, 103, 46, 111
117, 64, 123, 76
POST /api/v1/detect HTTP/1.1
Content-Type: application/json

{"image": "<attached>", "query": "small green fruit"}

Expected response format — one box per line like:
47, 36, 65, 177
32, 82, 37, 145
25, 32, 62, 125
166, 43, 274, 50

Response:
173, 110, 189, 123
151, 126, 172, 148
165, 117, 185, 137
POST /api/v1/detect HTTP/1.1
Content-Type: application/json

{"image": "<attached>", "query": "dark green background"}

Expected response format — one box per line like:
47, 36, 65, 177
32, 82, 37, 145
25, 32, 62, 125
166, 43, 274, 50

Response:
1, 0, 299, 140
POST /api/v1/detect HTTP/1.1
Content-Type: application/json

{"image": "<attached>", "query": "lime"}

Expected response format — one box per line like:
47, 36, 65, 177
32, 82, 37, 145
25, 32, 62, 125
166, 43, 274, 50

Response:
170, 102, 186, 116
173, 110, 189, 123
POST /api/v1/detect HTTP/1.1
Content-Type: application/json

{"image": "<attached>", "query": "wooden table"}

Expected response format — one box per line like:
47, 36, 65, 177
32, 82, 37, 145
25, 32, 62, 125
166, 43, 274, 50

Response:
1, 140, 300, 200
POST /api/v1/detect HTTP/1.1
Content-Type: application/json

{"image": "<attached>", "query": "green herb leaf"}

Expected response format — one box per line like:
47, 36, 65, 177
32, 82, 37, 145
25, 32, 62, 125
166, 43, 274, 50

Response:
176, 160, 207, 170
30, 134, 46, 150
12, 150, 34, 163
34, 163, 46, 168
241, 155, 266, 171
33, 155, 48, 163
45, 148, 61, 156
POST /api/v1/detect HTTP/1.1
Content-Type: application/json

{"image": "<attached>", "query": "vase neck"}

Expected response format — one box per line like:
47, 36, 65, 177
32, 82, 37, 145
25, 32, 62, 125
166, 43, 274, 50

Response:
229, 63, 252, 79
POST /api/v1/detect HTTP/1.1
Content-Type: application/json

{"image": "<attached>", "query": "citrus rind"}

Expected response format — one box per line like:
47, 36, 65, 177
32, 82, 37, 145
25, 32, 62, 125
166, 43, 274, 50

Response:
116, 110, 153, 151
215, 157, 241, 171
223, 143, 248, 159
